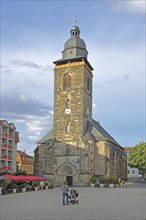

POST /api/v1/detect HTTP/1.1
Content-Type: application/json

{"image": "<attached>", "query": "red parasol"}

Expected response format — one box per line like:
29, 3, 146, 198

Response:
26, 176, 46, 181
3, 174, 18, 181
3, 175, 46, 181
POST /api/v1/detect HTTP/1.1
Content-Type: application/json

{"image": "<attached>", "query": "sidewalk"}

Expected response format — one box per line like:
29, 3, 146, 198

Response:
0, 184, 145, 220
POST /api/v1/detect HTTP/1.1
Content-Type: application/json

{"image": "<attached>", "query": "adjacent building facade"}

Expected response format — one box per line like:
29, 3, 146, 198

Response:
16, 150, 34, 175
0, 120, 19, 173
124, 147, 142, 180
34, 25, 127, 186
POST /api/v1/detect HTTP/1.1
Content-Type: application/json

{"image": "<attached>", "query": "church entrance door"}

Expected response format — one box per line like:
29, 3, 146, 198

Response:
66, 176, 73, 186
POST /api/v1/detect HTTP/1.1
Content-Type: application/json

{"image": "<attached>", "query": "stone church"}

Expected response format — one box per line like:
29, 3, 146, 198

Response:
34, 25, 127, 186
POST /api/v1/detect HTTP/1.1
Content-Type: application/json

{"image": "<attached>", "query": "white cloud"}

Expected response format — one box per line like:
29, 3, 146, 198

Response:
92, 103, 97, 109
89, 45, 144, 86
1, 59, 54, 105
127, 0, 145, 13
28, 135, 40, 141
112, 0, 145, 14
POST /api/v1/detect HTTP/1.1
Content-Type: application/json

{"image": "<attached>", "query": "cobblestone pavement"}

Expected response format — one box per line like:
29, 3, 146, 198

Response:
0, 183, 145, 220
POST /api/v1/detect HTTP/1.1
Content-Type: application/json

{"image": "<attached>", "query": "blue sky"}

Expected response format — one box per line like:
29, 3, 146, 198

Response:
1, 0, 145, 155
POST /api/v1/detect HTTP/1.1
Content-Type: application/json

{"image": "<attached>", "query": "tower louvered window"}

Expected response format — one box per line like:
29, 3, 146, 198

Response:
63, 73, 71, 90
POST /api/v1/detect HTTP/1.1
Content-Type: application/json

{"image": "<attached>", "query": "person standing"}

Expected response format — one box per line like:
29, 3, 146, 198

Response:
118, 178, 121, 187
61, 181, 69, 205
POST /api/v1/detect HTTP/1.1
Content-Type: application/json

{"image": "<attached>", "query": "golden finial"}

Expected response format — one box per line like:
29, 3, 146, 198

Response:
74, 15, 78, 25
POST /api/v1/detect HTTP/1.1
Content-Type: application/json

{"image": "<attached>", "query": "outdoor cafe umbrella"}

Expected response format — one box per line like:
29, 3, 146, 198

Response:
3, 174, 18, 181
26, 176, 46, 181
3, 175, 45, 181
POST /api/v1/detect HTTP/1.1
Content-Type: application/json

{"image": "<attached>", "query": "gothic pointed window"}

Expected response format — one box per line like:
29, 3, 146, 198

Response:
65, 145, 70, 155
63, 73, 71, 90
66, 99, 70, 108
87, 76, 90, 91
66, 123, 70, 133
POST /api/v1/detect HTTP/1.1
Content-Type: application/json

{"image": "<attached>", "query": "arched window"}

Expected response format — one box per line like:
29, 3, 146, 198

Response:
66, 99, 70, 108
66, 123, 70, 133
87, 76, 90, 91
63, 73, 71, 90
65, 146, 70, 155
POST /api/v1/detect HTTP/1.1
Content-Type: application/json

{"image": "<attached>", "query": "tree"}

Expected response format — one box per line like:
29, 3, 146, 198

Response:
128, 142, 146, 177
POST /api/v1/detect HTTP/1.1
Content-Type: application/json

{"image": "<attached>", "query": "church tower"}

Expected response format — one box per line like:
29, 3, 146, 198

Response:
34, 24, 127, 186
53, 25, 93, 144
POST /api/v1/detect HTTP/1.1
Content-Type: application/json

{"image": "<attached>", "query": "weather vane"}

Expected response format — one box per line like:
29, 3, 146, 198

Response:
74, 15, 78, 25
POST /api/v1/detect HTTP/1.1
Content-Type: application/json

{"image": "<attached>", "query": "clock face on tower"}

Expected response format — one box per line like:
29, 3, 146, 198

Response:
65, 108, 71, 114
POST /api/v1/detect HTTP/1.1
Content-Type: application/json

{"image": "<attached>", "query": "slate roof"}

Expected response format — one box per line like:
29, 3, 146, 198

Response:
84, 119, 121, 147
36, 129, 54, 144
17, 150, 33, 158
36, 116, 122, 149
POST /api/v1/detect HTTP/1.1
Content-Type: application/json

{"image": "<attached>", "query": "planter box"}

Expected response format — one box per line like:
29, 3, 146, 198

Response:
12, 189, 17, 193
109, 183, 114, 188
90, 183, 95, 188
99, 184, 104, 188
34, 187, 38, 191
22, 188, 26, 193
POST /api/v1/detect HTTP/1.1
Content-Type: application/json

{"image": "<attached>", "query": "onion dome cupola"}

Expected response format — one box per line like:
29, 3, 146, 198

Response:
62, 25, 88, 60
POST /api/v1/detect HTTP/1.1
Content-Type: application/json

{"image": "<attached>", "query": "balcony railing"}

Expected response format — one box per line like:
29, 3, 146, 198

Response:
9, 134, 13, 139
0, 166, 7, 170
8, 145, 13, 150
1, 155, 7, 159
7, 166, 12, 171
2, 133, 13, 139
8, 156, 13, 160
1, 144, 7, 149
2, 132, 9, 138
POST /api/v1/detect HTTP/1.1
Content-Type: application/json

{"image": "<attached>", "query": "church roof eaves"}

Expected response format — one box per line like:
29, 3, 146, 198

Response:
83, 131, 95, 140
53, 56, 94, 70
91, 119, 121, 146
36, 129, 54, 144
85, 119, 121, 147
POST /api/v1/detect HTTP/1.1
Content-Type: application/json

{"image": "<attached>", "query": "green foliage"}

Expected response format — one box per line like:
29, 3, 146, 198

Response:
107, 177, 117, 184
0, 171, 10, 175
98, 176, 106, 184
128, 142, 146, 173
20, 183, 28, 188
99, 176, 117, 184
90, 176, 97, 184
14, 171, 27, 176
9, 183, 18, 189
0, 178, 11, 187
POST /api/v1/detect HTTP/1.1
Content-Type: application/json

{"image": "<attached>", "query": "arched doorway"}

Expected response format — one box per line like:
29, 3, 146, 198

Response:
57, 164, 76, 186
66, 176, 73, 186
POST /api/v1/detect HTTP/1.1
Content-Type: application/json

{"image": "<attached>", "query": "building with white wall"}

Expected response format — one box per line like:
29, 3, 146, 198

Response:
124, 147, 142, 180
0, 120, 19, 173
